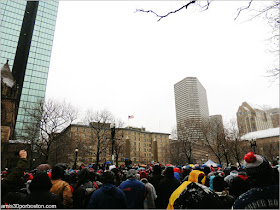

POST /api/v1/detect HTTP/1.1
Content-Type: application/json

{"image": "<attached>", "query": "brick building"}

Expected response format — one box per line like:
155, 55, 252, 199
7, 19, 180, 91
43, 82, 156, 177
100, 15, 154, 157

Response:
240, 127, 279, 162
1, 61, 18, 142
237, 102, 273, 135
49, 123, 170, 167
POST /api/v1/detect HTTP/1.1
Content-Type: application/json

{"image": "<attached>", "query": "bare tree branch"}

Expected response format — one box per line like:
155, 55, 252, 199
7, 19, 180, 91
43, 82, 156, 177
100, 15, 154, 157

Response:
234, 0, 253, 21
135, 0, 197, 22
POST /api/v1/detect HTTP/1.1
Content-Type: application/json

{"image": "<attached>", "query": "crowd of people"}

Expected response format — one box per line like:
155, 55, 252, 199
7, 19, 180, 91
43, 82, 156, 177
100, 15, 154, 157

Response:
1, 150, 279, 209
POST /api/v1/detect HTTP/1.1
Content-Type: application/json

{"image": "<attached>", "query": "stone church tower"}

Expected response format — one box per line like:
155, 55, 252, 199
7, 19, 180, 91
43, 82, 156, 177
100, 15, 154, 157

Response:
1, 61, 18, 144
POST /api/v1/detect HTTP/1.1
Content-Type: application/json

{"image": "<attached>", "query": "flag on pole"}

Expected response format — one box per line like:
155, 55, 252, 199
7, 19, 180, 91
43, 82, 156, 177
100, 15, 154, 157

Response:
128, 115, 134, 119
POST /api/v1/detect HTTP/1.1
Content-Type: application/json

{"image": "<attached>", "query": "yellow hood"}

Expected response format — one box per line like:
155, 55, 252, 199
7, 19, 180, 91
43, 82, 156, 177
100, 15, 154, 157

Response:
188, 170, 206, 185
167, 170, 206, 209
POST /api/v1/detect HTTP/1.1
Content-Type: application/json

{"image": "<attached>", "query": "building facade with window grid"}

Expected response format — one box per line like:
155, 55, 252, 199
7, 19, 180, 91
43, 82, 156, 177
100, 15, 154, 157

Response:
0, 0, 59, 137
49, 124, 170, 166
237, 102, 273, 135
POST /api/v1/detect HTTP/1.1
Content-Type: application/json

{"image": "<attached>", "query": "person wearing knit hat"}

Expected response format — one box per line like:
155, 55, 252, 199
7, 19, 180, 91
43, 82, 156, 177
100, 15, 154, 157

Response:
18, 171, 63, 208
140, 170, 148, 180
148, 164, 164, 198
156, 167, 180, 209
87, 171, 127, 209
233, 152, 279, 209
109, 165, 116, 171
141, 177, 157, 209
119, 169, 146, 208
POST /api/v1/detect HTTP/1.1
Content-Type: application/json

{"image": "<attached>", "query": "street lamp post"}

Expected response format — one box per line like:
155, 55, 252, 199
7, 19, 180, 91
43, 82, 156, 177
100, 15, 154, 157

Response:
206, 154, 209, 160
250, 138, 257, 153
73, 148, 78, 169
110, 122, 116, 165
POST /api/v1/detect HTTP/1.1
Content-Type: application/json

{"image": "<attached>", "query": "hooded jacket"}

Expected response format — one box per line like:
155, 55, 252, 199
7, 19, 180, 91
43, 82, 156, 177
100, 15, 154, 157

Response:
167, 170, 206, 209
87, 182, 127, 209
155, 167, 180, 209
50, 179, 73, 208
119, 178, 146, 209
1, 158, 29, 202
148, 165, 163, 195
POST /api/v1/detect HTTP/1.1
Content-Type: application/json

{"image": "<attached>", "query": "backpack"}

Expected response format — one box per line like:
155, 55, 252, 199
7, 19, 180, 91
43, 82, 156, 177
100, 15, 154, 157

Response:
73, 181, 99, 208
174, 182, 223, 209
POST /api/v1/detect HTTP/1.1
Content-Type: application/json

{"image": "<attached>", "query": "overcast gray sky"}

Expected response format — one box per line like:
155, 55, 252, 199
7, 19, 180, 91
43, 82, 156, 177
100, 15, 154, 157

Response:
45, 1, 279, 134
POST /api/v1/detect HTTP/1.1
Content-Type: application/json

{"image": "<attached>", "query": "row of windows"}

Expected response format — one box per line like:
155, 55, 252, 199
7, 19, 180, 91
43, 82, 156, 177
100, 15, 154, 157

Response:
26, 69, 48, 80
1, 37, 20, 48
2, 0, 26, 8
34, 22, 56, 33
1, 22, 22, 33
26, 65, 49, 75
27, 60, 51, 70
1, 51, 17, 63
21, 87, 46, 97
25, 73, 48, 85
29, 50, 52, 61
20, 92, 45, 102
1, 8, 25, 21
32, 35, 54, 44
1, 14, 25, 25
1, 36, 20, 47
23, 81, 47, 90
29, 47, 52, 59
36, 14, 57, 25
38, 6, 58, 17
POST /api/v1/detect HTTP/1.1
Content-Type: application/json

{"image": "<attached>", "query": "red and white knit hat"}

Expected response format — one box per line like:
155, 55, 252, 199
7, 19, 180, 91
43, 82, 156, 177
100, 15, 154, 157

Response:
244, 152, 272, 176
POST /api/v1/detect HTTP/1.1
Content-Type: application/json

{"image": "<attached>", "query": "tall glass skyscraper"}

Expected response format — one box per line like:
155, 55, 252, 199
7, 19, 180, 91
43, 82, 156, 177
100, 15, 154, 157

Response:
0, 0, 59, 137
174, 77, 209, 127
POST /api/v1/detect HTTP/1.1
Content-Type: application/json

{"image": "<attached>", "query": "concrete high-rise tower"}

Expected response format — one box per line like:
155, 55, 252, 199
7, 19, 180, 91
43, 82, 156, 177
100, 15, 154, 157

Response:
174, 77, 209, 128
0, 0, 59, 137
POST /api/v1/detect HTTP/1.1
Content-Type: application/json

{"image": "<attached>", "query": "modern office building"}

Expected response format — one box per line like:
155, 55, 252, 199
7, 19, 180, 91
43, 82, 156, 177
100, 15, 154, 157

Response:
174, 77, 210, 162
174, 77, 209, 128
0, 0, 59, 137
237, 102, 273, 135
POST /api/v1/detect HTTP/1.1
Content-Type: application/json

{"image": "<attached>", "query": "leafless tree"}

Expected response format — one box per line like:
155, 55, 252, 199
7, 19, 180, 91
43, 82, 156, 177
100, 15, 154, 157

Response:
169, 126, 184, 165
113, 120, 126, 167
137, 0, 279, 82
176, 118, 203, 163
136, 0, 212, 22
201, 117, 226, 165
84, 109, 114, 166
21, 99, 78, 163
224, 119, 248, 167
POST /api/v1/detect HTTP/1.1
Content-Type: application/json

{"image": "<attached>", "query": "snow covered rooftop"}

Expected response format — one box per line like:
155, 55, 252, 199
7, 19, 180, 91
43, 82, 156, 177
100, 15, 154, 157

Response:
9, 139, 31, 144
1, 61, 15, 88
246, 102, 264, 111
240, 127, 280, 140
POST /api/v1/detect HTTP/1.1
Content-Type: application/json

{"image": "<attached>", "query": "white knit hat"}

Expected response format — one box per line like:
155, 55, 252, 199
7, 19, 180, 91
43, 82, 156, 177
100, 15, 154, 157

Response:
109, 165, 116, 171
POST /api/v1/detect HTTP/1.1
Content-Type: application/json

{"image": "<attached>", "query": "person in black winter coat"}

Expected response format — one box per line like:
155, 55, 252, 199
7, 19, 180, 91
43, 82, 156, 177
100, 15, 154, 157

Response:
229, 171, 251, 199
1, 150, 29, 205
155, 167, 180, 209
212, 175, 235, 209
233, 152, 279, 209
148, 164, 164, 196
73, 168, 99, 208
18, 171, 63, 208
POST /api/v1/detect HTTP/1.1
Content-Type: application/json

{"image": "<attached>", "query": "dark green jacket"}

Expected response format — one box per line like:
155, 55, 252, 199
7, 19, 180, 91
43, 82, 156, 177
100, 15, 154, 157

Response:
1, 158, 29, 202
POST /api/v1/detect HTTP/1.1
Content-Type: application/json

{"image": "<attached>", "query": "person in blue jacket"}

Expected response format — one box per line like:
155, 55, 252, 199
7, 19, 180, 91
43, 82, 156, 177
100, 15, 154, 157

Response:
87, 171, 127, 209
119, 169, 146, 209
